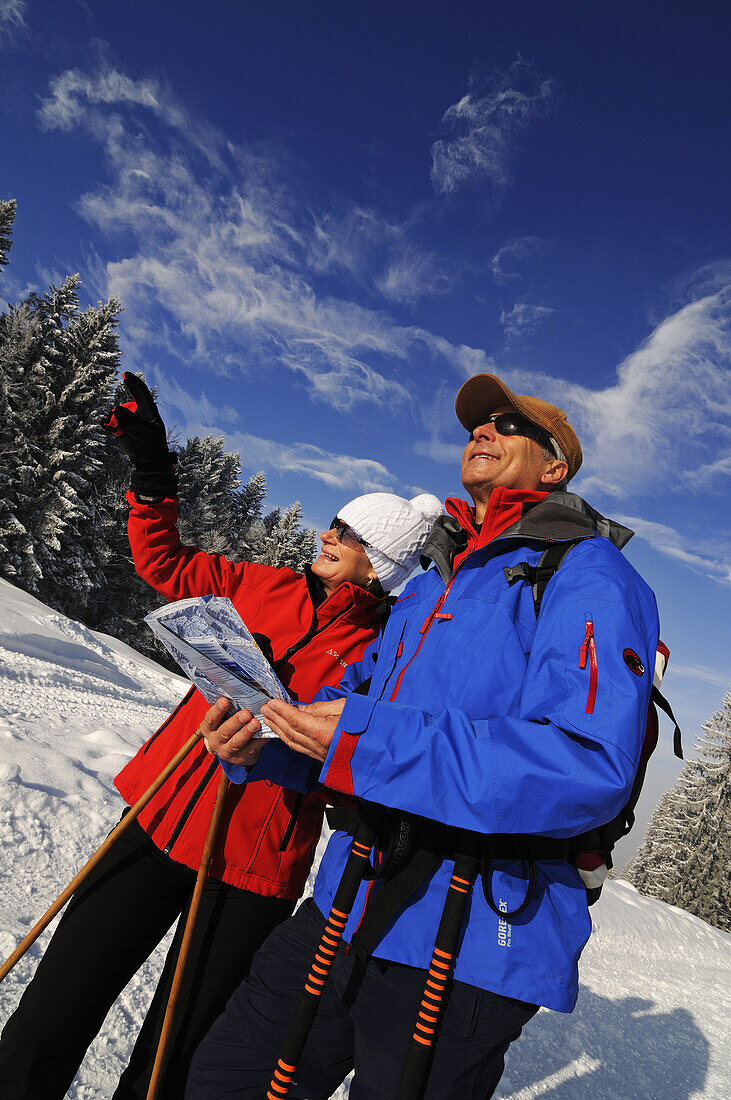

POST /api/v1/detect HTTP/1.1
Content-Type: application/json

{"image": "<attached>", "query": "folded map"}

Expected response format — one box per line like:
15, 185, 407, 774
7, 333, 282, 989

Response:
145, 596, 290, 737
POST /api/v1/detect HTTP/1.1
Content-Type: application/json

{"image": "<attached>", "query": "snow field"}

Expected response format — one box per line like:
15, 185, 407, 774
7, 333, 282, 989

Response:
0, 579, 729, 1098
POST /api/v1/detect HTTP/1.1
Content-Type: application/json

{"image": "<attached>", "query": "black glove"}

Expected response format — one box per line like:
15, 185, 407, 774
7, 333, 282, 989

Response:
103, 372, 178, 498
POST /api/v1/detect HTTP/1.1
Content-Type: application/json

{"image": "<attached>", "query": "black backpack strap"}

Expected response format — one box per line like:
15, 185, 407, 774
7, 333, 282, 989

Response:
651, 685, 683, 759
503, 539, 583, 617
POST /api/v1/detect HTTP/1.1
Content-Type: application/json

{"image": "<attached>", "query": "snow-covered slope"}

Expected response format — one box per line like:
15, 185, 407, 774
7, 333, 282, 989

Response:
0, 579, 729, 1098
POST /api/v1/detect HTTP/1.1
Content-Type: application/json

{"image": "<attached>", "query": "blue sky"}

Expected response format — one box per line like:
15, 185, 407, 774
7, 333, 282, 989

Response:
2, 0, 729, 845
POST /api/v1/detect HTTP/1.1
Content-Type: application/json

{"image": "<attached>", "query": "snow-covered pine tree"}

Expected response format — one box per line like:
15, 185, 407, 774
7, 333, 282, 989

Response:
176, 434, 243, 556
0, 200, 34, 575
0, 276, 82, 592
625, 693, 731, 931
255, 502, 316, 571
231, 470, 267, 560
28, 289, 121, 617
0, 198, 16, 270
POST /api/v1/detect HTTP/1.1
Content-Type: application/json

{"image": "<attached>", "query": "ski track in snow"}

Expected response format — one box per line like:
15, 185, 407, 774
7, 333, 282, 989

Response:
0, 578, 729, 1099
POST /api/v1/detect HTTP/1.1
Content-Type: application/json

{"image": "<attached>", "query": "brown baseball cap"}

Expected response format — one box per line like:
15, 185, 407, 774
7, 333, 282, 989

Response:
455, 373, 583, 480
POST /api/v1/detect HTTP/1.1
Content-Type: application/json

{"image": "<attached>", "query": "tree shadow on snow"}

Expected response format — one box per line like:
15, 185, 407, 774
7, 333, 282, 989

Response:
497, 988, 709, 1099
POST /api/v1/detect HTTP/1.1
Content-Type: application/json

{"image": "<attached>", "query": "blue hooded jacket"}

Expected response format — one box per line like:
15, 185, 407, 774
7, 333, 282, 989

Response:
228, 488, 659, 1012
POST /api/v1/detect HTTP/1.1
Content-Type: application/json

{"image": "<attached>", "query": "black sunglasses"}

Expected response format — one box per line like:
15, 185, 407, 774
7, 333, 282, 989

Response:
469, 412, 556, 457
329, 518, 403, 568
329, 517, 370, 550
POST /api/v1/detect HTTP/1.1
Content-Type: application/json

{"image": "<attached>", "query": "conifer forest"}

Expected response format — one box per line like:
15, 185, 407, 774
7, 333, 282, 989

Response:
0, 199, 316, 663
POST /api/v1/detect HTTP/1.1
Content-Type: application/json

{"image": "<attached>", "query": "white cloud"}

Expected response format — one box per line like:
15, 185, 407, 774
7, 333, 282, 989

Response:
500, 300, 555, 340
617, 515, 731, 586
309, 206, 454, 305
153, 370, 401, 493
420, 274, 731, 540
0, 0, 26, 41
38, 66, 481, 412
668, 663, 731, 691
225, 432, 399, 492
431, 60, 555, 195
490, 236, 546, 284
147, 367, 239, 428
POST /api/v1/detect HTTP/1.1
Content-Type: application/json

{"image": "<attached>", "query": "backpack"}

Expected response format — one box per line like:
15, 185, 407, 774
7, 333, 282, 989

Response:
504, 539, 683, 903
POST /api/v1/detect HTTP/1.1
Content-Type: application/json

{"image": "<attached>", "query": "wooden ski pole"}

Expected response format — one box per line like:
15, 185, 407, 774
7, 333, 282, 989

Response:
146, 769, 230, 1100
0, 723, 206, 985
267, 812, 381, 1100
395, 834, 481, 1100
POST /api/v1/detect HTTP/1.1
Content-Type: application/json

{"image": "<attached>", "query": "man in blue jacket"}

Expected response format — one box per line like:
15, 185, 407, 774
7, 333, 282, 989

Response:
187, 373, 659, 1099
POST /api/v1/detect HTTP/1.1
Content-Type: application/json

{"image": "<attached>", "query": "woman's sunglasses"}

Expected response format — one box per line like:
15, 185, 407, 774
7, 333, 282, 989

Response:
328, 518, 404, 568
469, 412, 556, 457
329, 517, 370, 550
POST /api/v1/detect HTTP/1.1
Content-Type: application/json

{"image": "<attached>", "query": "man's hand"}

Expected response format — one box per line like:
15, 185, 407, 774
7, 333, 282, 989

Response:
260, 697, 347, 763
200, 697, 266, 768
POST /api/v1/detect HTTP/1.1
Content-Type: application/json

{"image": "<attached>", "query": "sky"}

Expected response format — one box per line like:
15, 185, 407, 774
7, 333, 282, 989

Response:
1, 0, 730, 826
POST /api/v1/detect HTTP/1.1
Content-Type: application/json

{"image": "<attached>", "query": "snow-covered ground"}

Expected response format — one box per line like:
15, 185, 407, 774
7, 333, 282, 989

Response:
0, 577, 729, 1098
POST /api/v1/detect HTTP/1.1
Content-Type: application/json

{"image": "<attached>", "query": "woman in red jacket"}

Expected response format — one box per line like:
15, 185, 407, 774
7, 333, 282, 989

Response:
0, 373, 442, 1100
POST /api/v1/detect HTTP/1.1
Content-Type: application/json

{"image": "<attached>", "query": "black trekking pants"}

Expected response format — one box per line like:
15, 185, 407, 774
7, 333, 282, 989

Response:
0, 816, 294, 1100
186, 898, 539, 1100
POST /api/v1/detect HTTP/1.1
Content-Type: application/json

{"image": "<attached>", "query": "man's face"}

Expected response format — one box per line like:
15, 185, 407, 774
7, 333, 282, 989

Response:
461, 405, 554, 501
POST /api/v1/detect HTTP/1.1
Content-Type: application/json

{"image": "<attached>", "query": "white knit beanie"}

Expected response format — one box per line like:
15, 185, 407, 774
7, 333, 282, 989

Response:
337, 492, 443, 592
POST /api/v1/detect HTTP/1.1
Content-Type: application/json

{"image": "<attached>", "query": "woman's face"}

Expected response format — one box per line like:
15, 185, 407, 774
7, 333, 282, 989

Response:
311, 522, 378, 595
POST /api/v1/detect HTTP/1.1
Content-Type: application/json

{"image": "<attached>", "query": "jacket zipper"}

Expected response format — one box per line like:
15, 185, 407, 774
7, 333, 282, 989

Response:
142, 686, 196, 754
278, 792, 303, 851
579, 620, 598, 714
387, 581, 459, 701
164, 753, 219, 854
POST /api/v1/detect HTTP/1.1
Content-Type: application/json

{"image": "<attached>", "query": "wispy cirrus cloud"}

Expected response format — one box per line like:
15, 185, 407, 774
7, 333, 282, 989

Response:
617, 516, 731, 587
418, 271, 731, 586
667, 663, 731, 691
490, 236, 546, 284
0, 0, 26, 43
38, 65, 482, 412
154, 369, 400, 493
500, 300, 555, 341
309, 207, 455, 305
431, 59, 556, 195
491, 280, 731, 501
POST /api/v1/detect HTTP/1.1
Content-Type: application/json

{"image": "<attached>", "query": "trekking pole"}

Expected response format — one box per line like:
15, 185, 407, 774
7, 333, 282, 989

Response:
0, 723, 206, 985
395, 832, 482, 1100
267, 809, 382, 1100
146, 769, 230, 1100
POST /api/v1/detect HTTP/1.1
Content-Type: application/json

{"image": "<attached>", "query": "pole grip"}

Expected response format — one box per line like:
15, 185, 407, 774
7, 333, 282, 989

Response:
395, 839, 481, 1100
267, 812, 380, 1100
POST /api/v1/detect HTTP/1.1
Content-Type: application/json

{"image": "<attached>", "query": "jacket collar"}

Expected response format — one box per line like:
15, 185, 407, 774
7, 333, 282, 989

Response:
422, 489, 634, 583
304, 564, 384, 625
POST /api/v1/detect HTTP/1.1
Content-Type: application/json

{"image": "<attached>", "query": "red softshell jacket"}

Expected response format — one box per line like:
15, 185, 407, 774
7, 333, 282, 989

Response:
114, 493, 382, 899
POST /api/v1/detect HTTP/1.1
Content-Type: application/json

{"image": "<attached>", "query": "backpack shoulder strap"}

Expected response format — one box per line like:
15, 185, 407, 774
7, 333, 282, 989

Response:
651, 685, 684, 759
503, 539, 584, 618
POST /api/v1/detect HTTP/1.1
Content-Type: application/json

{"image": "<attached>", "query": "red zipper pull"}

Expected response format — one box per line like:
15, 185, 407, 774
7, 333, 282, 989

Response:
579, 620, 598, 714
421, 592, 447, 634
579, 620, 594, 668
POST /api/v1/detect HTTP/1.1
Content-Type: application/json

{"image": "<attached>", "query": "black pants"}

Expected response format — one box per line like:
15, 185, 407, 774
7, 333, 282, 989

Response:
0, 817, 294, 1100
186, 898, 538, 1100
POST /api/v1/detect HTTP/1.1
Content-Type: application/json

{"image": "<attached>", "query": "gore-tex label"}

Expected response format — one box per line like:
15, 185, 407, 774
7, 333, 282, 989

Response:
497, 899, 512, 948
